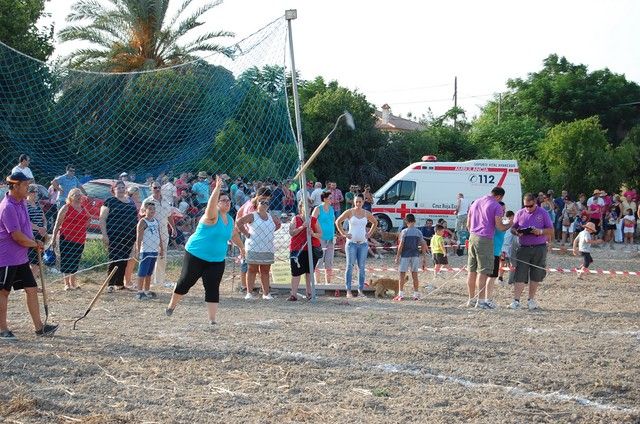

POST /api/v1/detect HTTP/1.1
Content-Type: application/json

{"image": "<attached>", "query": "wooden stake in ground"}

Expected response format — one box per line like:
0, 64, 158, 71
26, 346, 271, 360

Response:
73, 266, 118, 330
37, 250, 49, 326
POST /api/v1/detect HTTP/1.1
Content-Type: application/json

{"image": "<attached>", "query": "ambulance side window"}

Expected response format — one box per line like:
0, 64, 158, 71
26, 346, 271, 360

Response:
380, 180, 415, 204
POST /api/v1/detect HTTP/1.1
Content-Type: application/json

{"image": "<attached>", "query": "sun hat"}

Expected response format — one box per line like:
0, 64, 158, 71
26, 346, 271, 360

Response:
6, 171, 29, 183
584, 222, 597, 232
198, 171, 208, 178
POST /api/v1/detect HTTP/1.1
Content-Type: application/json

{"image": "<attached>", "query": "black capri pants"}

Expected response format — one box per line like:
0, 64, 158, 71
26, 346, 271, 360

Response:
174, 251, 225, 303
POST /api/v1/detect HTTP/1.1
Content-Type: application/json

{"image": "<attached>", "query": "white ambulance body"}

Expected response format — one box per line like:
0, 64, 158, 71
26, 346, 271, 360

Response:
372, 159, 522, 231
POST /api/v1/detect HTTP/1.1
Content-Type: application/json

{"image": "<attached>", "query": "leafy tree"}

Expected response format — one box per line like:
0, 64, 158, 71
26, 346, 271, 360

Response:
58, 0, 234, 71
0, 0, 54, 176
539, 116, 634, 195
505, 54, 640, 143
0, 0, 53, 60
296, 78, 386, 188
470, 103, 547, 160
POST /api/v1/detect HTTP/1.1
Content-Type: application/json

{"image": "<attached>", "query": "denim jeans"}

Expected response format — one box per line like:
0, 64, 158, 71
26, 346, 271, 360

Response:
345, 241, 368, 290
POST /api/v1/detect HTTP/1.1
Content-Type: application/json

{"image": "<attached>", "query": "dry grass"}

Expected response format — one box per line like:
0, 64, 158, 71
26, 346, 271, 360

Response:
1, 249, 639, 423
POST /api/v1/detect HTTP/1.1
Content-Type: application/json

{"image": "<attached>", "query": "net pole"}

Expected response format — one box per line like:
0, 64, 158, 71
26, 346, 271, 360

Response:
286, 10, 317, 302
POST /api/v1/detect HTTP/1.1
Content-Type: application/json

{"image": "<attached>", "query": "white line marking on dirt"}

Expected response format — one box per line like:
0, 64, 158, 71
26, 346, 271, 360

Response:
242, 347, 639, 414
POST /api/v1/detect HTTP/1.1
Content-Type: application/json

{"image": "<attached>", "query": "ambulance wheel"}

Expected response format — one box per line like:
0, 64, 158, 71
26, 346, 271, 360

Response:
376, 214, 392, 232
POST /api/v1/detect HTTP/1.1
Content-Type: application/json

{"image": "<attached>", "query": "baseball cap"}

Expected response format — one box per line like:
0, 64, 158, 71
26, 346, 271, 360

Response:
27, 184, 38, 193
6, 171, 30, 183
198, 171, 208, 178
119, 172, 128, 177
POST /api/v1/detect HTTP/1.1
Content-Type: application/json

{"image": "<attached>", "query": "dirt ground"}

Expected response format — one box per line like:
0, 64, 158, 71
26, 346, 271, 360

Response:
1, 248, 639, 423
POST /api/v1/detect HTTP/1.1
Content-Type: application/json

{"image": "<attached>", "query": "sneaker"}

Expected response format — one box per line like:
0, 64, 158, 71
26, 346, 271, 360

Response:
35, 324, 59, 336
107, 286, 114, 293
244, 293, 256, 300
287, 295, 297, 301
145, 291, 157, 299
357, 290, 366, 298
509, 300, 521, 310
135, 292, 148, 300
0, 330, 17, 340
412, 293, 421, 301
486, 299, 498, 309
165, 307, 174, 317
209, 320, 217, 326
476, 300, 495, 310
527, 299, 539, 310
262, 293, 274, 300
393, 295, 404, 301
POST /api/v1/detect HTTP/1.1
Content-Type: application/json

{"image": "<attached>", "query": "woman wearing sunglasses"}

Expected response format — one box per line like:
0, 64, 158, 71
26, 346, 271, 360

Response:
235, 197, 281, 299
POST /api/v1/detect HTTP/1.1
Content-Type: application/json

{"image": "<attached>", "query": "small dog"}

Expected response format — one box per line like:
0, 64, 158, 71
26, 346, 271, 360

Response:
370, 276, 407, 298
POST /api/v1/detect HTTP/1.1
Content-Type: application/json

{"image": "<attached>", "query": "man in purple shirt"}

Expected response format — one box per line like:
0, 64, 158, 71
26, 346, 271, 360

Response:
509, 193, 554, 310
466, 187, 512, 308
1, 172, 58, 340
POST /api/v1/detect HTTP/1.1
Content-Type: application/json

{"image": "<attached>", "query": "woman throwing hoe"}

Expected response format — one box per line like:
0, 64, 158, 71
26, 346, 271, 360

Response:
166, 175, 244, 325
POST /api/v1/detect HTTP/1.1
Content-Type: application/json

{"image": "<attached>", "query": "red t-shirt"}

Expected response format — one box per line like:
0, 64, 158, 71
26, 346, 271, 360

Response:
289, 215, 321, 251
589, 203, 603, 220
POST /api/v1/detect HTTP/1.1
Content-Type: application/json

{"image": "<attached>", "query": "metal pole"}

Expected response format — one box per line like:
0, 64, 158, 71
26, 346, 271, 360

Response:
286, 10, 317, 302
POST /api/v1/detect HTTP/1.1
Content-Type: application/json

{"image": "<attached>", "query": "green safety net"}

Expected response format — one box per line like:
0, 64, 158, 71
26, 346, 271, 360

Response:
0, 16, 305, 287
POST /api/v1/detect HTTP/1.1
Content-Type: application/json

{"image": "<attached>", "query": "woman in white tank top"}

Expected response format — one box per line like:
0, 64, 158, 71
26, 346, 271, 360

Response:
235, 198, 281, 299
335, 193, 378, 298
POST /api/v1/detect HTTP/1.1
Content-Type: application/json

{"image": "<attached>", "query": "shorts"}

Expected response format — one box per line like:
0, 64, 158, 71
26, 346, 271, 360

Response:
580, 252, 593, 268
0, 262, 38, 291
623, 227, 634, 234
604, 223, 617, 231
489, 255, 500, 278
317, 239, 335, 270
290, 249, 320, 277
240, 259, 248, 273
245, 251, 275, 265
174, 251, 225, 303
467, 234, 494, 275
138, 252, 158, 277
433, 253, 448, 265
513, 244, 547, 284
399, 256, 420, 272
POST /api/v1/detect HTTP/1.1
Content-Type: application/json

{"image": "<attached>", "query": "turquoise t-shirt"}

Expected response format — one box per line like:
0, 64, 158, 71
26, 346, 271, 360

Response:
316, 205, 335, 241
493, 229, 506, 257
191, 181, 210, 204
186, 215, 234, 262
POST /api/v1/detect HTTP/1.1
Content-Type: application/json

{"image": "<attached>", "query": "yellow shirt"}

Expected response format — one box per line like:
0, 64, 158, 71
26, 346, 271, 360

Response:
430, 234, 445, 254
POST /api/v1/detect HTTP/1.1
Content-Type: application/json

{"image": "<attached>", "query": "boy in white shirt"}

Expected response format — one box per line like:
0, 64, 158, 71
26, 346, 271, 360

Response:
573, 222, 602, 280
134, 201, 164, 299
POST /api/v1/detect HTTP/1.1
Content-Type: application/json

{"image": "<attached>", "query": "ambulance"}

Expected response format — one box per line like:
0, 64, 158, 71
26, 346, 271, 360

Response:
371, 157, 522, 231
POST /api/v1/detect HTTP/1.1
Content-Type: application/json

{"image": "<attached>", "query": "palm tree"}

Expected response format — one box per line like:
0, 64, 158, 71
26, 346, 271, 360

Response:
58, 0, 234, 71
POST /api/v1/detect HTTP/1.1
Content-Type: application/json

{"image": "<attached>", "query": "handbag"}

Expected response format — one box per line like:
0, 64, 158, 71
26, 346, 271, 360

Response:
43, 248, 56, 266
312, 246, 324, 260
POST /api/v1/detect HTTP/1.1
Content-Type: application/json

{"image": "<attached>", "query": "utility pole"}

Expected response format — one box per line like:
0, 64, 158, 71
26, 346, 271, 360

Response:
453, 76, 458, 128
286, 9, 317, 302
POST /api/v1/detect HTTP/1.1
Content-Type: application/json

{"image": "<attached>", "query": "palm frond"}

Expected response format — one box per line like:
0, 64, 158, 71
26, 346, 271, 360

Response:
58, 25, 117, 48
170, 1, 224, 38
66, 0, 112, 22
180, 30, 234, 50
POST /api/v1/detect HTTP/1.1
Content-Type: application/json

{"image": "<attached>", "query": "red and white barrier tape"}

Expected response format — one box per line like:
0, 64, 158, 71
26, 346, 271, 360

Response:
316, 266, 640, 276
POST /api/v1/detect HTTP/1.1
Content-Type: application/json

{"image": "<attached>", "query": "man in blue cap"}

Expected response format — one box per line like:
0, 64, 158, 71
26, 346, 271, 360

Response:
0, 172, 58, 340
